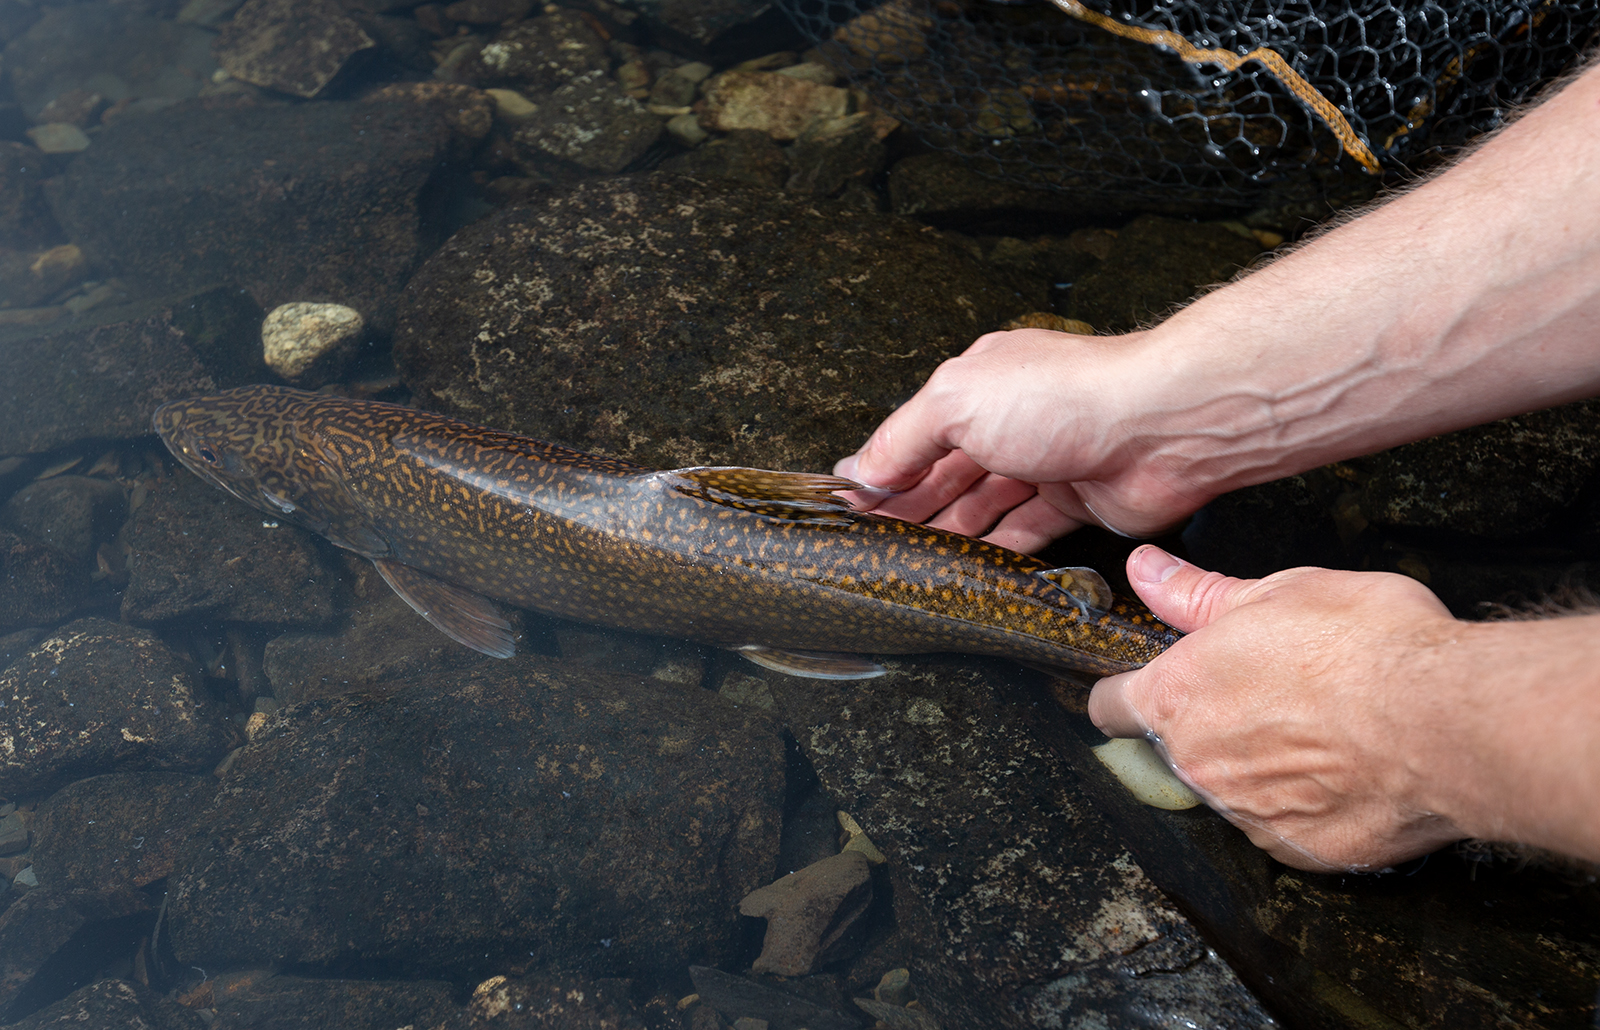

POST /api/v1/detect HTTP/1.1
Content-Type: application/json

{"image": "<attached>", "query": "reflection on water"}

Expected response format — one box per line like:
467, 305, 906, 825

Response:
0, 1, 1597, 1027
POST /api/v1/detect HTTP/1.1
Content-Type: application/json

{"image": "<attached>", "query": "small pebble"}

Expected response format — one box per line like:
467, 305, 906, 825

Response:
874, 967, 914, 1007
11, 865, 37, 890
486, 88, 538, 121
26, 123, 91, 154
666, 113, 707, 147
261, 302, 364, 382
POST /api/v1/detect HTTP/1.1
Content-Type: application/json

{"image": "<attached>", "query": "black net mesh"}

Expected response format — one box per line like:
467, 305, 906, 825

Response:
779, 0, 1600, 206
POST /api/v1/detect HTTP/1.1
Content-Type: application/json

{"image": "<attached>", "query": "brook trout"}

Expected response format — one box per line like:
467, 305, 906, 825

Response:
153, 386, 1176, 678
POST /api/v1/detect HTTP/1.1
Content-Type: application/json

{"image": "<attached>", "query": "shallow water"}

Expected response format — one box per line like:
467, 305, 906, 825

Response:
0, 2, 1598, 1028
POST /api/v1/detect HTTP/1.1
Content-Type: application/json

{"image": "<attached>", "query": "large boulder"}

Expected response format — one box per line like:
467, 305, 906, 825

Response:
394, 173, 1039, 472
0, 619, 234, 797
164, 660, 785, 981
45, 94, 481, 332
0, 287, 263, 456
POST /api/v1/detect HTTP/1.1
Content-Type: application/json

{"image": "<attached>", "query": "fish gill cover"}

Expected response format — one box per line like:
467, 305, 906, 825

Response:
777, 0, 1600, 206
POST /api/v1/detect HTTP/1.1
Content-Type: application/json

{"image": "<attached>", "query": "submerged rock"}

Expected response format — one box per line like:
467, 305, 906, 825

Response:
214, 0, 375, 98
120, 471, 338, 628
1351, 399, 1600, 537
0, 475, 126, 565
394, 174, 1037, 473
1067, 215, 1261, 331
31, 772, 214, 892
0, 287, 263, 456
456, 973, 649, 1029
45, 96, 471, 332
0, 529, 85, 633
0, 903, 161, 1024
199, 970, 458, 1030
2, 7, 215, 119
740, 850, 874, 976
164, 661, 784, 980
470, 11, 608, 92
0, 619, 233, 797
0, 143, 58, 249
757, 656, 1275, 1029
261, 301, 365, 385
509, 70, 662, 174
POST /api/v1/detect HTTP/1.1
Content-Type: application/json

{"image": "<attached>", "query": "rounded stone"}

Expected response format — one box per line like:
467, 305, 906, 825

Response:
261, 301, 364, 384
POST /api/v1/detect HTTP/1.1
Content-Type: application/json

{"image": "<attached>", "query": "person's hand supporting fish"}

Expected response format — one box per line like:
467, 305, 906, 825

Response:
839, 58, 1600, 871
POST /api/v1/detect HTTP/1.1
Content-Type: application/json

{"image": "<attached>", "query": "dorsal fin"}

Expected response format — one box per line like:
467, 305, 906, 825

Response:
664, 467, 863, 524
1037, 566, 1114, 615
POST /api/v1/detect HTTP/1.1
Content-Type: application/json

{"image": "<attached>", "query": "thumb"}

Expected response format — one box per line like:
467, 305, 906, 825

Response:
1125, 545, 1260, 634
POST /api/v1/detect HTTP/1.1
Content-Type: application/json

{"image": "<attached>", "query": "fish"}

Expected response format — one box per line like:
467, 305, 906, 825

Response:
152, 385, 1177, 679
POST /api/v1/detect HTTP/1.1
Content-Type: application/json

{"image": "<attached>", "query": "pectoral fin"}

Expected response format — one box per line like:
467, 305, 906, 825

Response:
1037, 566, 1113, 615
665, 467, 863, 524
373, 558, 517, 659
736, 645, 886, 680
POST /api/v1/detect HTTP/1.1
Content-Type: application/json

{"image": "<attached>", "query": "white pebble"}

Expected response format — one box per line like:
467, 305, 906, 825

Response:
262, 302, 364, 382
1092, 737, 1203, 810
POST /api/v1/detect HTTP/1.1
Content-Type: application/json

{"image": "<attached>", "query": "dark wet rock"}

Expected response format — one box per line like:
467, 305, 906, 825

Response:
755, 656, 1274, 1029
618, 0, 775, 54
1182, 470, 1349, 582
0, 812, 26, 856
0, 286, 263, 457
0, 890, 154, 1021
120, 471, 339, 628
164, 661, 784, 980
262, 560, 500, 705
453, 973, 648, 1029
0, 529, 85, 634
0, 629, 43, 674
785, 113, 893, 196
0, 618, 233, 797
740, 850, 873, 976
776, 785, 840, 875
215, 0, 375, 98
196, 969, 457, 1030
4, 979, 204, 1030
0, 2, 38, 48
1349, 399, 1600, 538
31, 773, 213, 892
365, 80, 495, 161
1068, 215, 1260, 331
0, 476, 126, 566
688, 967, 859, 1030
1019, 677, 1600, 1029
1, 8, 215, 120
658, 128, 790, 189
886, 152, 1106, 226
45, 97, 470, 333
0, 144, 58, 251
471, 11, 608, 92
510, 71, 662, 174
444, 0, 534, 25
984, 229, 1116, 291
0, 243, 87, 311
394, 174, 1037, 472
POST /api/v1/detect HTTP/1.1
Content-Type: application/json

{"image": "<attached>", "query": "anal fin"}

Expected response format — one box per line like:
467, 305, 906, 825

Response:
736, 645, 886, 680
373, 558, 517, 659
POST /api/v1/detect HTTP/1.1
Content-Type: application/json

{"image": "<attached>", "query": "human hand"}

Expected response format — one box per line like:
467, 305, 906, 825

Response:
1088, 546, 1470, 872
835, 328, 1215, 552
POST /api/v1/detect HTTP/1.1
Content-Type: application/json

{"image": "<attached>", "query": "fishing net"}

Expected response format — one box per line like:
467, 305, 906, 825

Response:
778, 0, 1600, 207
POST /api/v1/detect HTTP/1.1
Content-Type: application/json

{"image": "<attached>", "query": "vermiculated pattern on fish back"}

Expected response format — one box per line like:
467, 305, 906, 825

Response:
155, 386, 1176, 677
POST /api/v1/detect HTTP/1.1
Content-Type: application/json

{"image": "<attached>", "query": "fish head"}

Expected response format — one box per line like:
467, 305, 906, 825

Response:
153, 386, 390, 556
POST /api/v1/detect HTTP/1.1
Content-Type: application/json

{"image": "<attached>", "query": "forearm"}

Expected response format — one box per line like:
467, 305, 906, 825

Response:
1422, 613, 1600, 861
1120, 59, 1600, 495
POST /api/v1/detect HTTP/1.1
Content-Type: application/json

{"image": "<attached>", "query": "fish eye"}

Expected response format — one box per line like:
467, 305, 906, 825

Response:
196, 446, 220, 466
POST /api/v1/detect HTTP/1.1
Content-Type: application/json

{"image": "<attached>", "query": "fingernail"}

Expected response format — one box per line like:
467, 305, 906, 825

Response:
1130, 545, 1182, 585
833, 454, 862, 480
